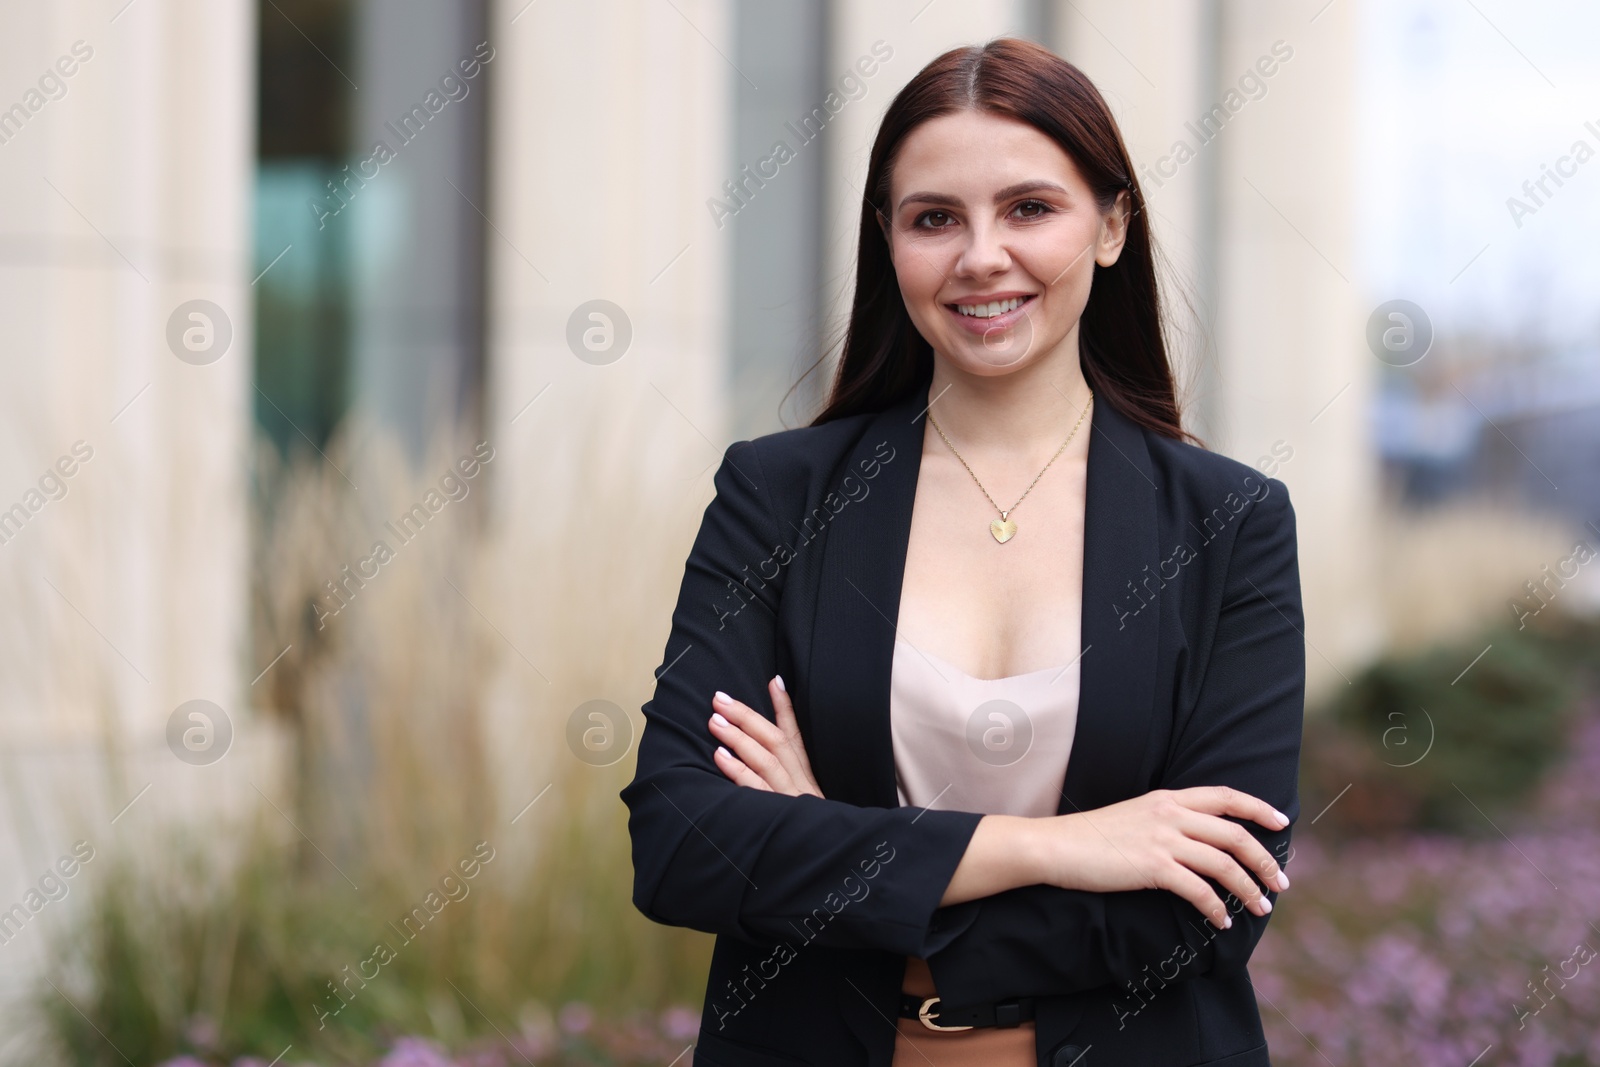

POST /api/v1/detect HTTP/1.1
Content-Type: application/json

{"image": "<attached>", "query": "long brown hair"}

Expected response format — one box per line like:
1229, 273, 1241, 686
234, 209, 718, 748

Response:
806, 37, 1197, 445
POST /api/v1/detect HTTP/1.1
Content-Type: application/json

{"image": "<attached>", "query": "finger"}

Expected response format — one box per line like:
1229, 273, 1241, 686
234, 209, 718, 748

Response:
1153, 862, 1233, 930
1171, 785, 1289, 833
716, 691, 811, 792
713, 744, 773, 791
1170, 838, 1273, 918
770, 677, 804, 756
1190, 812, 1286, 895
709, 711, 797, 794
769, 677, 820, 793
712, 691, 789, 749
1179, 810, 1289, 892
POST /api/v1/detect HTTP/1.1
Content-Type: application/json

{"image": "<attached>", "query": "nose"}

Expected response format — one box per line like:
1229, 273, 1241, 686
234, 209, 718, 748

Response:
954, 216, 1010, 280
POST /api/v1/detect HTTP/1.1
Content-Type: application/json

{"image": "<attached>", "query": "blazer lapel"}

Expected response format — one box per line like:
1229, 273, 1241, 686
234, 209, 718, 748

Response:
1059, 390, 1163, 812
806, 375, 1164, 814
806, 382, 930, 809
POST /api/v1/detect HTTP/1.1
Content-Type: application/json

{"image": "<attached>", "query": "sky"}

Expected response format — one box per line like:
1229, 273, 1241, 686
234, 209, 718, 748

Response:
1357, 0, 1600, 351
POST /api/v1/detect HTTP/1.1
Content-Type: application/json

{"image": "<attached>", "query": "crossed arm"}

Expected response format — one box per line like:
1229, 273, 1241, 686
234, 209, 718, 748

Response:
711, 676, 1288, 925
621, 441, 1305, 1000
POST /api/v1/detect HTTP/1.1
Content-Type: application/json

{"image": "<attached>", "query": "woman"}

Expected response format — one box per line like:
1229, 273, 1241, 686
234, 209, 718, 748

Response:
620, 37, 1303, 1067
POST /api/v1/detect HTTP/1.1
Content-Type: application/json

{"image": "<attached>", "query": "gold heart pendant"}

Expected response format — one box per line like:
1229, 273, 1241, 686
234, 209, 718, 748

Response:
990, 518, 1017, 544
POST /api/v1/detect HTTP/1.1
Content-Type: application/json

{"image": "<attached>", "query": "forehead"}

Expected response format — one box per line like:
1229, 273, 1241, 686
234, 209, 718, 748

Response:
889, 109, 1086, 201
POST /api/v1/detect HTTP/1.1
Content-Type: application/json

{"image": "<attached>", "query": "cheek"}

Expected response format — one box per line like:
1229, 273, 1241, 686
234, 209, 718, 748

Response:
1029, 227, 1099, 289
890, 239, 958, 324
891, 239, 946, 297
1026, 235, 1099, 314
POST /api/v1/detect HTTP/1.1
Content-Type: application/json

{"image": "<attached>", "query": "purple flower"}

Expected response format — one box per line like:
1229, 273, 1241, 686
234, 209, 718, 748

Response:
184, 1015, 221, 1051
378, 1036, 454, 1067
660, 1005, 699, 1040
557, 1001, 593, 1035
1251, 705, 1600, 1065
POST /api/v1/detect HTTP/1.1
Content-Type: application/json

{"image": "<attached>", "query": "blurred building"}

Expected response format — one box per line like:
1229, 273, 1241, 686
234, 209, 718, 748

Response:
1375, 343, 1600, 517
0, 0, 1376, 1005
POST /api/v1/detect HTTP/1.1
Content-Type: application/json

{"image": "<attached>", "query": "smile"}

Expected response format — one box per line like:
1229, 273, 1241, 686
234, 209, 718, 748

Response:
943, 293, 1036, 337
948, 294, 1036, 318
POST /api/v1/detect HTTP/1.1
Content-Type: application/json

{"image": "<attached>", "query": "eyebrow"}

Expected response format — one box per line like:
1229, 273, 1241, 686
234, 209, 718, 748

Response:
896, 180, 1068, 213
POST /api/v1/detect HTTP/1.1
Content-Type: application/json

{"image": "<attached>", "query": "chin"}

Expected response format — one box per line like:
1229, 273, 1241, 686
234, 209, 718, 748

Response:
942, 348, 1039, 377
929, 315, 1061, 376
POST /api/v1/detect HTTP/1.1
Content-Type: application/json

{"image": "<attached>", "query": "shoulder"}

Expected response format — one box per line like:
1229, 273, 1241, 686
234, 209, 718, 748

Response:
1143, 430, 1295, 525
737, 412, 880, 470
1139, 430, 1299, 589
715, 411, 886, 512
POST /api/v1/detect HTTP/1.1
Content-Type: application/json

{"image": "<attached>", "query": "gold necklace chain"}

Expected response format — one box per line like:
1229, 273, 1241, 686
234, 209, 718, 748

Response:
926, 390, 1092, 544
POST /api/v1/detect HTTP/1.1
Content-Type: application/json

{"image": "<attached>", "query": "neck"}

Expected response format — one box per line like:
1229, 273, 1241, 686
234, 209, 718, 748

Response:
924, 338, 1093, 463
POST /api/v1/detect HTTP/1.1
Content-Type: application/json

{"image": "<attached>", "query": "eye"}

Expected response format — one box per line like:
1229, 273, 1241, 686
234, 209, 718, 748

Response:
1012, 199, 1053, 220
912, 209, 955, 230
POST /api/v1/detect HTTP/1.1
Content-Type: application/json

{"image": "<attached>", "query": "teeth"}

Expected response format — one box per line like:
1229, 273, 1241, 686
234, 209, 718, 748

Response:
954, 296, 1028, 318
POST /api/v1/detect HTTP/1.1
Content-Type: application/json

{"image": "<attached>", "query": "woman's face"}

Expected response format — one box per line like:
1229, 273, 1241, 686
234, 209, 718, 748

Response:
881, 108, 1130, 377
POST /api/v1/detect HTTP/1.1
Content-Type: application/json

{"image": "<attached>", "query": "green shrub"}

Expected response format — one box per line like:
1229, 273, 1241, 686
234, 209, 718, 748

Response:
1301, 609, 1596, 836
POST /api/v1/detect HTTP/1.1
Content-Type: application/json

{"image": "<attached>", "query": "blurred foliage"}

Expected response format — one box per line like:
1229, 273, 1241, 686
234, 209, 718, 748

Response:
30, 787, 705, 1067
1301, 606, 1600, 837
22, 425, 710, 1066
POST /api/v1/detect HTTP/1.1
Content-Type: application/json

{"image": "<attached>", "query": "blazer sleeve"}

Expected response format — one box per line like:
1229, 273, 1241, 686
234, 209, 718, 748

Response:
922, 477, 1305, 1006
620, 440, 985, 957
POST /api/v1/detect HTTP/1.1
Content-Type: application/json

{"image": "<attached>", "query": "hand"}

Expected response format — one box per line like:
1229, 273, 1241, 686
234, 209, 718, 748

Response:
708, 676, 822, 798
1036, 786, 1291, 929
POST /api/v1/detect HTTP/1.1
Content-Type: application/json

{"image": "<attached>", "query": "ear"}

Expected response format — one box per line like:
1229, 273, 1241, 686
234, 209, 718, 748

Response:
1094, 189, 1133, 268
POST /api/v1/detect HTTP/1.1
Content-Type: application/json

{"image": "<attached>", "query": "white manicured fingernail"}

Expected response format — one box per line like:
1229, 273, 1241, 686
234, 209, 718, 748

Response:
774, 674, 786, 692
711, 712, 730, 728
1273, 809, 1289, 827
716, 745, 731, 759
713, 690, 730, 706
1260, 897, 1272, 913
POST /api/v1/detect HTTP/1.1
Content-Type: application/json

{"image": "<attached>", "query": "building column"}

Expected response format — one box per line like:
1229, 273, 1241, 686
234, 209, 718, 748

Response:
1060, 0, 1379, 698
479, 0, 736, 803
0, 0, 254, 994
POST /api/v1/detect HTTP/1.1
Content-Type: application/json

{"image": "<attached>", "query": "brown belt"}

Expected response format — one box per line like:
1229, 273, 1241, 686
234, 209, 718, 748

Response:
897, 992, 1038, 1031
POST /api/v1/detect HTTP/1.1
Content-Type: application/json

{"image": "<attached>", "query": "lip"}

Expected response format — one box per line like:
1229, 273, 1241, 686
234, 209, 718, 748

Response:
943, 292, 1037, 336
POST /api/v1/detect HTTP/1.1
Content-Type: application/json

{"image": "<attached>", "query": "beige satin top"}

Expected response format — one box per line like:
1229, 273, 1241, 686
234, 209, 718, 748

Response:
889, 634, 1081, 1066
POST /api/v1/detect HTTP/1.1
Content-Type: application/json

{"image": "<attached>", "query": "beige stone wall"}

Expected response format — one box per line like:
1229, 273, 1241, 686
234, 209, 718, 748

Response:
0, 0, 255, 1002
478, 0, 736, 811
1058, 0, 1379, 701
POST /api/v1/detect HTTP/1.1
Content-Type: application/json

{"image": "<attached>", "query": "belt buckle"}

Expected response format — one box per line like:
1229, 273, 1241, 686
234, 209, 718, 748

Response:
917, 996, 974, 1032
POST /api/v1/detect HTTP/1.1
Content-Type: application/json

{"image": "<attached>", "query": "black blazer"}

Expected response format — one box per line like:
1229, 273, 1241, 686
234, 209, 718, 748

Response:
621, 366, 1305, 1067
